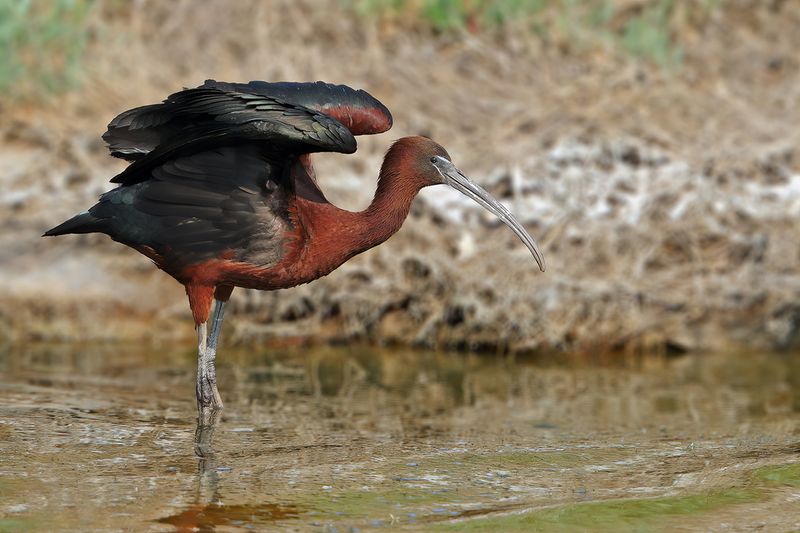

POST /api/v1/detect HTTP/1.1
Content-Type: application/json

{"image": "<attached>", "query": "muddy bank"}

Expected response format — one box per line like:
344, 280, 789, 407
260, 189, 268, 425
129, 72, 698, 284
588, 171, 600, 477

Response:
1, 1, 799, 354
3, 133, 798, 354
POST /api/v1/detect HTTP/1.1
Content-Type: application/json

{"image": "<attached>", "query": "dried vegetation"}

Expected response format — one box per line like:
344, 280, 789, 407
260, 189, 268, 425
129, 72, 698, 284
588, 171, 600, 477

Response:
1, 0, 799, 354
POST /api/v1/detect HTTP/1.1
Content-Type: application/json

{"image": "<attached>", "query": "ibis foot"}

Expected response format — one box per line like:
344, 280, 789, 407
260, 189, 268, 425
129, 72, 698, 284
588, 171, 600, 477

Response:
195, 403, 221, 462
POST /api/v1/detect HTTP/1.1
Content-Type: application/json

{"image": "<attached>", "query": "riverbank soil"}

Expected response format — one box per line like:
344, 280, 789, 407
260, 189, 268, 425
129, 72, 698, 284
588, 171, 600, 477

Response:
2, 1, 799, 354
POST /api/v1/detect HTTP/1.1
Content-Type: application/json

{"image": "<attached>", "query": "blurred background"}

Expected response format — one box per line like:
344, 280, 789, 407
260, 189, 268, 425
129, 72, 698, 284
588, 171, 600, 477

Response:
1, 0, 798, 355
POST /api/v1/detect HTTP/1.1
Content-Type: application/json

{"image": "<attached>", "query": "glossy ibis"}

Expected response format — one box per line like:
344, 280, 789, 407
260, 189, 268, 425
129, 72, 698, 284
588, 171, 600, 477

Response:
44, 80, 545, 420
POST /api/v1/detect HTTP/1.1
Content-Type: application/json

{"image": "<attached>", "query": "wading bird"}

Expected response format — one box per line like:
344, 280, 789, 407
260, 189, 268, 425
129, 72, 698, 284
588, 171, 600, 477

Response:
45, 80, 545, 420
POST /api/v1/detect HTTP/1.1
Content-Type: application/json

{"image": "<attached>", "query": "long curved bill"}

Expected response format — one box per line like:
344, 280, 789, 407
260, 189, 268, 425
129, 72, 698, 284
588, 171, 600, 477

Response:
434, 157, 546, 272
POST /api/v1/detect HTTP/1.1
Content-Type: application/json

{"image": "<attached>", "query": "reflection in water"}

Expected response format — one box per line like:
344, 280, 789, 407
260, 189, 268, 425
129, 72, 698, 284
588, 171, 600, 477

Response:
194, 409, 221, 469
0, 344, 798, 531
192, 409, 222, 531
157, 503, 299, 532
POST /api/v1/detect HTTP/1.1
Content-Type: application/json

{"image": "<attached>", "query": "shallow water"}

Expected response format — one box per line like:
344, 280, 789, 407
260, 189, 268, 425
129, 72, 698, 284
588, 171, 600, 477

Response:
0, 344, 798, 532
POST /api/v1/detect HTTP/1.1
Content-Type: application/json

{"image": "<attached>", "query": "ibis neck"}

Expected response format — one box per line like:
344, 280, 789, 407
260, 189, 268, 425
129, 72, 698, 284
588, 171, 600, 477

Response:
357, 171, 420, 249
295, 171, 421, 279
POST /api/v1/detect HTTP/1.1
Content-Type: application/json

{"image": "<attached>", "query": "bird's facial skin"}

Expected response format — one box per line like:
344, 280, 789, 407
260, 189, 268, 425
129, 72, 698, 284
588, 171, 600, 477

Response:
430, 154, 546, 272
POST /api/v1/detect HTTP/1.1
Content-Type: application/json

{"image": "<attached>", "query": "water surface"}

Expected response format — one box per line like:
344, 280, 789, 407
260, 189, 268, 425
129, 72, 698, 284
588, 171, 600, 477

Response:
0, 344, 798, 531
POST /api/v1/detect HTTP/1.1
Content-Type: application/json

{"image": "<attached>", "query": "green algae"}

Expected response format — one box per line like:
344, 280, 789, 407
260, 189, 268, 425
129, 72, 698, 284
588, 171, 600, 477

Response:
0, 515, 57, 533
0, 519, 26, 533
754, 462, 800, 488
429, 460, 800, 532
434, 489, 759, 532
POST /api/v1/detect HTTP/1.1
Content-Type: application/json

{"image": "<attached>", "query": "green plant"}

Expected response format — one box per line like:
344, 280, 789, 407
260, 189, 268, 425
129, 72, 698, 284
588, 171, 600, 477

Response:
0, 0, 94, 97
346, 0, 721, 66
621, 0, 681, 65
422, 0, 468, 31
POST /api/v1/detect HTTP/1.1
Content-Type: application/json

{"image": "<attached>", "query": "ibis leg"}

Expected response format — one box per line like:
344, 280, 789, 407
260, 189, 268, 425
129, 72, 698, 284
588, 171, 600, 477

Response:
196, 299, 226, 420
207, 299, 227, 364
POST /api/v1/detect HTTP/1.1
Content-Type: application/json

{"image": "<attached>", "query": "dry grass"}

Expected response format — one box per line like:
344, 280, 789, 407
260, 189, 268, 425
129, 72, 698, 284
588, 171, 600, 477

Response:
1, 0, 799, 354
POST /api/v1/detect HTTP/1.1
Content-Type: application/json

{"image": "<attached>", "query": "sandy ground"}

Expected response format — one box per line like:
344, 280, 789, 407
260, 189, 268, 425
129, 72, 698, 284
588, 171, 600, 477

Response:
1, 1, 799, 354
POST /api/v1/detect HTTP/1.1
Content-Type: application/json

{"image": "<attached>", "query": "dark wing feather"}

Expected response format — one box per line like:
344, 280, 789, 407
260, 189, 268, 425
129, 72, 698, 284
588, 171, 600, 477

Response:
104, 81, 391, 163
103, 103, 172, 160
201, 80, 393, 135
91, 144, 290, 270
107, 88, 356, 186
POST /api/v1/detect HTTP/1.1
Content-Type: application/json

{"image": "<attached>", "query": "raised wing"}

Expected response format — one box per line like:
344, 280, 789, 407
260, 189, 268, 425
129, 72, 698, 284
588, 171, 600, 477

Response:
201, 80, 393, 136
106, 87, 357, 186
104, 80, 392, 165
